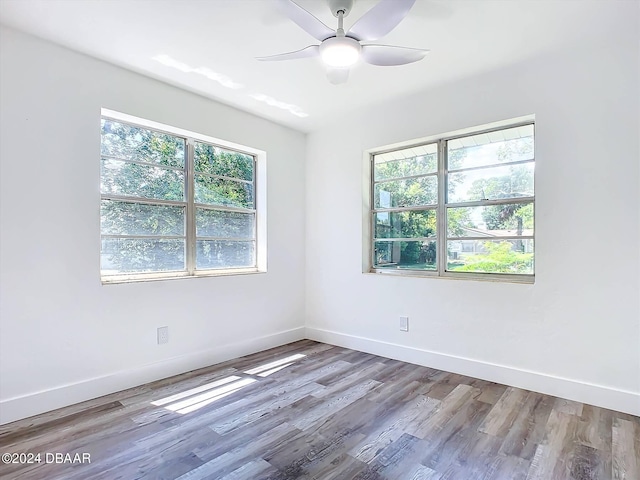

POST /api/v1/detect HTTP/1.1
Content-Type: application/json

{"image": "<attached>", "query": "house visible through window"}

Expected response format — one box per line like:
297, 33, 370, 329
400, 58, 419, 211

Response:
371, 121, 534, 282
100, 111, 264, 283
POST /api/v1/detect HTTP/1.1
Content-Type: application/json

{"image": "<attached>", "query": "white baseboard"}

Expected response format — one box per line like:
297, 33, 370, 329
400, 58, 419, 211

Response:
0, 327, 305, 425
3, 325, 637, 425
305, 327, 640, 417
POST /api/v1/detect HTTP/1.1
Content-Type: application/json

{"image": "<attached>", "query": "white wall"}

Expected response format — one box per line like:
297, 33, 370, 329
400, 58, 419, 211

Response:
305, 29, 640, 414
0, 27, 306, 424
2, 9, 639, 425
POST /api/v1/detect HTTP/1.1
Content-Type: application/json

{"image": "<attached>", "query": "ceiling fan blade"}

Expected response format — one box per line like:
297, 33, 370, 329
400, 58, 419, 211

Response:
347, 0, 416, 41
361, 44, 429, 66
327, 68, 349, 85
256, 45, 320, 61
277, 0, 335, 41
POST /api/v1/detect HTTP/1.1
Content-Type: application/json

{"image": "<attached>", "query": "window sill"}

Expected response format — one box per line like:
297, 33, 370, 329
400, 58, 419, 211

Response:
367, 268, 534, 284
101, 268, 265, 285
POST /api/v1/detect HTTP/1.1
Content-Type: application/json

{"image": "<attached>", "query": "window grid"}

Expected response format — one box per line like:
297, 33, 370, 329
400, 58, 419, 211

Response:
371, 122, 535, 282
100, 116, 257, 282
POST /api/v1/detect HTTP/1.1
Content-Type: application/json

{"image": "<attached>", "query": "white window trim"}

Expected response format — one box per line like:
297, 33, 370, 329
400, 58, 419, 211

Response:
363, 115, 535, 284
100, 108, 267, 284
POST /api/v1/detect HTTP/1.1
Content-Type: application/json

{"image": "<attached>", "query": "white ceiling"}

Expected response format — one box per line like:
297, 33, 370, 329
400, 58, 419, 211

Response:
0, 0, 629, 132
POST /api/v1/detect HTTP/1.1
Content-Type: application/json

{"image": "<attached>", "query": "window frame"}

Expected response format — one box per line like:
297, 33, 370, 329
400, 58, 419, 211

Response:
100, 109, 266, 284
367, 119, 535, 283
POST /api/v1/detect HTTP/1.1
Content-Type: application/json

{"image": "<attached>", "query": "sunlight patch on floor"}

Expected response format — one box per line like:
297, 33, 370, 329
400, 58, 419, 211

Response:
244, 353, 306, 376
150, 353, 307, 414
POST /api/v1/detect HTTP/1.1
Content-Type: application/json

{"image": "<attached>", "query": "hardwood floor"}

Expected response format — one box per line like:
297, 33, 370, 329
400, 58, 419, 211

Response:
0, 340, 638, 479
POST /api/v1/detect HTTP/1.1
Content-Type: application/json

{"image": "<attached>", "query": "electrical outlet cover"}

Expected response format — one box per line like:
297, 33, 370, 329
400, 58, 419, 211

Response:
157, 326, 169, 344
399, 316, 409, 332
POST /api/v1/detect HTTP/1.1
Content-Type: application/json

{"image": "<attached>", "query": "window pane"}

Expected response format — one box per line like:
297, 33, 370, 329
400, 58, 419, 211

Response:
447, 203, 534, 237
101, 201, 185, 236
374, 145, 437, 181
100, 119, 185, 168
194, 142, 253, 181
374, 240, 437, 270
447, 239, 534, 274
101, 159, 185, 201
374, 176, 437, 208
196, 209, 254, 238
448, 163, 534, 203
196, 240, 255, 269
194, 175, 254, 209
374, 210, 436, 239
101, 238, 185, 274
448, 125, 534, 170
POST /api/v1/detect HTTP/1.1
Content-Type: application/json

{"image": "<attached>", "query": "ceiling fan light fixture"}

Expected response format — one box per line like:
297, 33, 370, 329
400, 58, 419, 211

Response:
319, 36, 361, 68
259, 0, 426, 83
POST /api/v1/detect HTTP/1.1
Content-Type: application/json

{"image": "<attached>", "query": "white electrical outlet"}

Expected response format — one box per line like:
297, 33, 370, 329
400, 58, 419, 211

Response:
157, 326, 169, 344
399, 316, 409, 332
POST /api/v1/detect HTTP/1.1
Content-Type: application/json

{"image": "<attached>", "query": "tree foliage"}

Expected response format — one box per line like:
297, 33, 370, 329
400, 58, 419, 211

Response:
467, 138, 534, 232
449, 241, 533, 274
447, 137, 535, 272
373, 150, 468, 268
194, 142, 254, 209
373, 135, 535, 273
100, 120, 255, 274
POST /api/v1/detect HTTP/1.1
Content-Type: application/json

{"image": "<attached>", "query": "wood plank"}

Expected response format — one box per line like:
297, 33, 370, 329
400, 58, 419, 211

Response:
0, 400, 124, 447
433, 419, 501, 475
312, 361, 387, 398
498, 391, 555, 459
264, 428, 365, 477
219, 459, 275, 480
313, 396, 397, 441
210, 381, 322, 435
525, 409, 578, 480
90, 428, 215, 480
570, 444, 610, 480
350, 394, 440, 462
192, 408, 303, 462
422, 373, 461, 400
612, 417, 639, 480
370, 433, 440, 479
479, 386, 529, 436
482, 454, 530, 480
421, 400, 492, 470
406, 384, 478, 439
554, 397, 584, 416
175, 423, 300, 479
365, 362, 440, 404
477, 383, 508, 405
291, 379, 381, 431
576, 404, 613, 451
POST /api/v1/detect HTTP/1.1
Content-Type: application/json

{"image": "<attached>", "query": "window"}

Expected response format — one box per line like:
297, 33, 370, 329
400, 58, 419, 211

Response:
370, 121, 534, 282
100, 111, 265, 283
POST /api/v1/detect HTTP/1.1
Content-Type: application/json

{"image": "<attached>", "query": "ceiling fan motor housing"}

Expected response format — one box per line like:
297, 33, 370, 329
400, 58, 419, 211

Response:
328, 0, 354, 17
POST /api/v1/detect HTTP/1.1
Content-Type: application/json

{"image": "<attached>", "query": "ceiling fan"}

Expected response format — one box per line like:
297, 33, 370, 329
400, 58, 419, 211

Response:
258, 0, 429, 84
